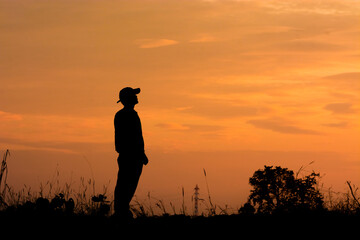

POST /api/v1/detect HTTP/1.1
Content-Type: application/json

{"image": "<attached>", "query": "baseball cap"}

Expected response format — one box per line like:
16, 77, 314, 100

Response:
117, 87, 141, 103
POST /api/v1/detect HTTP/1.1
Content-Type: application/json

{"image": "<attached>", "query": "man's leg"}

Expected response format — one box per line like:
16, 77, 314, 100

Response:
127, 163, 143, 205
114, 160, 143, 218
114, 171, 123, 216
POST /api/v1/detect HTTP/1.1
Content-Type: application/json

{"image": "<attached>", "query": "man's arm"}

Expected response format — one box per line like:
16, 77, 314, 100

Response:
142, 153, 148, 165
136, 113, 148, 165
114, 114, 121, 153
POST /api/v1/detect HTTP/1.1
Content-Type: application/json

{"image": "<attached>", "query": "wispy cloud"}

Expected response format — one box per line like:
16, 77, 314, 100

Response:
321, 72, 360, 92
189, 34, 217, 43
156, 122, 223, 133
135, 39, 179, 48
247, 118, 322, 135
264, 0, 357, 15
184, 103, 269, 119
0, 111, 23, 121
275, 40, 343, 52
324, 102, 358, 114
323, 72, 360, 82
0, 112, 110, 145
155, 123, 189, 131
322, 121, 348, 128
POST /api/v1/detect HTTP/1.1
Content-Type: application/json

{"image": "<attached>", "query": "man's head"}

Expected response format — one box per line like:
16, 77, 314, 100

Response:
117, 87, 140, 107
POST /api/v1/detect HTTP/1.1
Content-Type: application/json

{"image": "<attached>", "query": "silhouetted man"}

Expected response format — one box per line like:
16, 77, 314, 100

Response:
114, 87, 148, 219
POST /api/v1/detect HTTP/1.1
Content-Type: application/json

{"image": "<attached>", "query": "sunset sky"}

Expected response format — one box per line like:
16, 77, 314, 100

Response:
1, 0, 359, 209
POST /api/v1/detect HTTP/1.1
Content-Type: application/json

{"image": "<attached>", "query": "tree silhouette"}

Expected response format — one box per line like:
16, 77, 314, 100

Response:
246, 165, 324, 214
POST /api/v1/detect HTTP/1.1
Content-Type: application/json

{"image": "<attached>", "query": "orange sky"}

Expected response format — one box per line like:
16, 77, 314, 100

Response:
1, 0, 360, 210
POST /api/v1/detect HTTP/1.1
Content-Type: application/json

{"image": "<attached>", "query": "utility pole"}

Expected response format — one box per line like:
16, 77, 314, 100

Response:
194, 184, 200, 216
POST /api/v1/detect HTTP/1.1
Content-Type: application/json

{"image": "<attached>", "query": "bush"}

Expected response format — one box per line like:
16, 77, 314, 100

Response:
246, 165, 324, 214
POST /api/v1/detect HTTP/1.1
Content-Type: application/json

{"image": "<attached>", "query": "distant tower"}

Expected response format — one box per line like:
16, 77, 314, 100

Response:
194, 184, 200, 216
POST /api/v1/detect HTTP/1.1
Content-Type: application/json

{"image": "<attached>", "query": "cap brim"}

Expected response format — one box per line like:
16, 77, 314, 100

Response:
133, 88, 141, 94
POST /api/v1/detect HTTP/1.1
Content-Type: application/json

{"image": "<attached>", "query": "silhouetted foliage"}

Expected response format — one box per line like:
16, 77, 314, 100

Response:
91, 194, 110, 216
246, 165, 324, 214
0, 192, 112, 218
238, 202, 255, 215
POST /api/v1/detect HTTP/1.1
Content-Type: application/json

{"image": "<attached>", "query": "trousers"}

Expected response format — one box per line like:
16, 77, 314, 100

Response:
114, 155, 143, 217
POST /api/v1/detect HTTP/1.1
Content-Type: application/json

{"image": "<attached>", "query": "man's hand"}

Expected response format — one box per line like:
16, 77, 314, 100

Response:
143, 153, 149, 165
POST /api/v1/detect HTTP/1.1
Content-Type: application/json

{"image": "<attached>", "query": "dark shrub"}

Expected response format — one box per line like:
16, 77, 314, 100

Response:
247, 165, 324, 214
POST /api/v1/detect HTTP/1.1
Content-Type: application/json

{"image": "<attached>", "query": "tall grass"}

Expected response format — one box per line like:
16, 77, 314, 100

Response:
1, 150, 359, 218
0, 150, 10, 208
0, 150, 111, 216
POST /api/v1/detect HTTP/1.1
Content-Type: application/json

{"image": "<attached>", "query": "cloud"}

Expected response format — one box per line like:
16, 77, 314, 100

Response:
186, 104, 269, 119
324, 102, 357, 114
274, 40, 343, 52
189, 34, 217, 43
175, 95, 270, 119
0, 111, 22, 121
0, 136, 111, 154
322, 121, 348, 128
323, 72, 360, 81
264, 0, 356, 15
247, 119, 322, 135
321, 72, 360, 91
156, 122, 223, 132
155, 123, 189, 131
135, 39, 179, 48
0, 136, 78, 153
